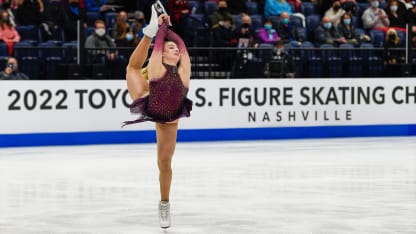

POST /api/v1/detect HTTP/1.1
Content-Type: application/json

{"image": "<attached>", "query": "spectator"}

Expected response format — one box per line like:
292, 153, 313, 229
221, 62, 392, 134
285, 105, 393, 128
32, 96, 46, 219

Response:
211, 0, 233, 29
112, 11, 130, 40
383, 28, 403, 65
84, 19, 116, 64
405, 3, 416, 48
386, 0, 406, 30
264, 0, 292, 19
44, 0, 87, 42
341, 0, 358, 15
212, 16, 235, 69
257, 19, 279, 44
167, 0, 189, 38
0, 10, 20, 55
226, 0, 248, 15
314, 16, 346, 45
0, 57, 29, 80
264, 39, 295, 78
84, 0, 108, 13
276, 11, 303, 46
337, 12, 359, 45
324, 0, 346, 27
361, 0, 389, 31
232, 14, 258, 48
16, 0, 45, 25
16, 0, 52, 41
0, 0, 17, 26
131, 10, 146, 40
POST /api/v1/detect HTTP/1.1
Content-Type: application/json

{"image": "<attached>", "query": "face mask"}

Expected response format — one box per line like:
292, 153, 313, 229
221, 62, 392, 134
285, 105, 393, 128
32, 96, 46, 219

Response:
126, 33, 134, 41
390, 5, 398, 11
265, 24, 272, 30
218, 7, 227, 13
95, 28, 106, 37
282, 18, 289, 25
343, 19, 351, 25
242, 23, 250, 29
371, 1, 379, 8
324, 22, 332, 29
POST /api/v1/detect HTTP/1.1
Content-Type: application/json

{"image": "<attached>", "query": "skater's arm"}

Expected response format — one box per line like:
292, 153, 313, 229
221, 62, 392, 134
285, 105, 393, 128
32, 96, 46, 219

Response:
166, 29, 191, 85
148, 17, 169, 79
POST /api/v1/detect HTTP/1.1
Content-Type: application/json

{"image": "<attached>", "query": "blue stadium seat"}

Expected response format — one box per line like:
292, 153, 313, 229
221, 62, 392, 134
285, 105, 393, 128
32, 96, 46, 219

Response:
232, 14, 242, 29
369, 29, 385, 47
360, 43, 383, 77
267, 15, 280, 29
63, 41, 78, 63
300, 41, 322, 77
306, 14, 321, 42
340, 43, 362, 77
250, 14, 263, 30
189, 0, 202, 14
0, 42, 8, 56
184, 14, 209, 46
290, 15, 303, 28
14, 41, 40, 79
86, 11, 101, 27
300, 2, 316, 17
38, 41, 64, 79
204, 1, 217, 16
246, 1, 258, 15
16, 25, 39, 44
320, 43, 342, 77
105, 12, 118, 27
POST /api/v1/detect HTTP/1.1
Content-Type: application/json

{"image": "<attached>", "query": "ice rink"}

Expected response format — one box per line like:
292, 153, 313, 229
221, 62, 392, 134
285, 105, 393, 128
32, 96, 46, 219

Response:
0, 137, 415, 234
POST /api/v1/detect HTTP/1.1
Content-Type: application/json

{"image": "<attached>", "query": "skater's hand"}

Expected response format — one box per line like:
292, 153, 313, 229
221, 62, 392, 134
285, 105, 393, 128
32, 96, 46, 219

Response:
158, 14, 170, 26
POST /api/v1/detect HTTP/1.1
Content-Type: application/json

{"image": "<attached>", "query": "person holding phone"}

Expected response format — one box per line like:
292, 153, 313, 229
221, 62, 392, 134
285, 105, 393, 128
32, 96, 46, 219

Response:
0, 57, 29, 80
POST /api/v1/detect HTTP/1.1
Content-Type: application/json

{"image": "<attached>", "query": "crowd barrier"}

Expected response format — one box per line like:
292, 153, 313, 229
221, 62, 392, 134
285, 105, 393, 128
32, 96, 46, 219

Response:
0, 78, 415, 147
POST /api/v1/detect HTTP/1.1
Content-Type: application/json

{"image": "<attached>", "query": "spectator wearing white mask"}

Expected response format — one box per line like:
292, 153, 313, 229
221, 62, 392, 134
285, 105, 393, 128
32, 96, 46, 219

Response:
85, 19, 116, 64
361, 0, 389, 31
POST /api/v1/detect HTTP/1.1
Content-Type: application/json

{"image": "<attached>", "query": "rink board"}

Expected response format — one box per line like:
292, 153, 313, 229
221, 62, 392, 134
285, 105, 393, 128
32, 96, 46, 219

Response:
0, 79, 415, 147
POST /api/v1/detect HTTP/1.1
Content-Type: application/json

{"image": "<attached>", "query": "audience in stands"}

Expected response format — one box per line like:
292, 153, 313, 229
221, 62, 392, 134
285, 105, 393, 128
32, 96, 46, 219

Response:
84, 19, 116, 64
112, 11, 139, 47
0, 57, 29, 80
276, 11, 302, 46
257, 19, 279, 44
264, 39, 295, 78
226, 0, 248, 15
130, 10, 146, 40
314, 16, 347, 45
168, 0, 189, 39
212, 15, 235, 69
325, 0, 346, 26
386, 0, 407, 30
0, 0, 16, 26
406, 3, 416, 48
232, 14, 258, 48
211, 0, 233, 29
337, 12, 360, 45
264, 0, 292, 18
0, 10, 20, 55
383, 28, 404, 65
362, 0, 390, 31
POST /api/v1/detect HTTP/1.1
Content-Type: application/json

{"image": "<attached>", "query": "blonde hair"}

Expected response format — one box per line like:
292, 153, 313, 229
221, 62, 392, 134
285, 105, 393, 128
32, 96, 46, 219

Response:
387, 28, 400, 45
141, 67, 149, 80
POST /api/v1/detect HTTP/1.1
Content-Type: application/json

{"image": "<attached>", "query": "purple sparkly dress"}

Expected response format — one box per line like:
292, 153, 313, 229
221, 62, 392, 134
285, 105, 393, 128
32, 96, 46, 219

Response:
123, 22, 192, 125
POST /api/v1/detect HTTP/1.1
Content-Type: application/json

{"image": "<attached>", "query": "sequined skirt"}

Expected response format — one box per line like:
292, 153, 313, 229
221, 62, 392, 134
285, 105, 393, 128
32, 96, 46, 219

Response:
122, 96, 193, 126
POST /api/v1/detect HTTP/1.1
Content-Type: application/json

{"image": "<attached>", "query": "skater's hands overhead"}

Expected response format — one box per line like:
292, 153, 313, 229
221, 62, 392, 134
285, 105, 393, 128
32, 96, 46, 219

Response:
158, 14, 170, 26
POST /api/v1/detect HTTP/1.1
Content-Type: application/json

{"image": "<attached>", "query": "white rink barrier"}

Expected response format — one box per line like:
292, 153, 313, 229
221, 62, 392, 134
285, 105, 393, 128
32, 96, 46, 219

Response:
0, 78, 415, 147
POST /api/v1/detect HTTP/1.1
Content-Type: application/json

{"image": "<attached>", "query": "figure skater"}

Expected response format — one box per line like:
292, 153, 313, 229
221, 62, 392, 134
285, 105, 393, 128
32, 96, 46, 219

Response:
123, 1, 192, 229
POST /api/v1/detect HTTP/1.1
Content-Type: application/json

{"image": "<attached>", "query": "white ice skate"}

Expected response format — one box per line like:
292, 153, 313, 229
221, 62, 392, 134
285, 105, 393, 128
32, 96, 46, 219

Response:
159, 201, 171, 228
142, 5, 159, 38
153, 0, 168, 16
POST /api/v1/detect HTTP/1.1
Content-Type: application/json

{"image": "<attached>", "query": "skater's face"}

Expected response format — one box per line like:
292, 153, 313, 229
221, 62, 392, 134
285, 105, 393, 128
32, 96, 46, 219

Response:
163, 41, 180, 64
